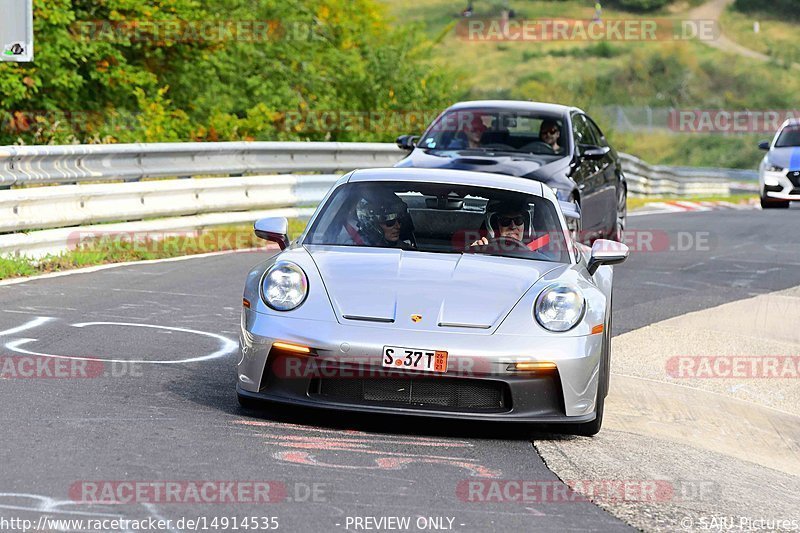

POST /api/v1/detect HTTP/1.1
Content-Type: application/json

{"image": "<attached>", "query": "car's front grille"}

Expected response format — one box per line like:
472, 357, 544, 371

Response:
788, 171, 800, 187
309, 377, 510, 412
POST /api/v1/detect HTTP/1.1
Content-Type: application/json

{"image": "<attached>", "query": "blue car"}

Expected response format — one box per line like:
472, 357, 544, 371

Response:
758, 119, 800, 209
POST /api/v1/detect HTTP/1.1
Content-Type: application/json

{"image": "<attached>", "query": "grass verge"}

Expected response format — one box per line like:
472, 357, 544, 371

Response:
627, 193, 755, 211
0, 219, 308, 282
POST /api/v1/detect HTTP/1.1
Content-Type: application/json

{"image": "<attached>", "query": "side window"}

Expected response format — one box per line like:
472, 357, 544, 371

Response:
571, 114, 594, 146
584, 116, 608, 147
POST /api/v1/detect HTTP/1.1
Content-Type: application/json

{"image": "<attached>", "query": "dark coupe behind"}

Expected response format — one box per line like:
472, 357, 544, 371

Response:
395, 100, 627, 242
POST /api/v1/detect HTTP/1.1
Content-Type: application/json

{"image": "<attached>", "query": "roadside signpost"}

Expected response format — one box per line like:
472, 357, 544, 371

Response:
0, 0, 33, 62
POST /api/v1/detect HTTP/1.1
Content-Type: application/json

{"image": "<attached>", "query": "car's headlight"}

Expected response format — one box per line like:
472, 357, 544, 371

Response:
261, 262, 308, 311
534, 284, 586, 332
767, 165, 784, 172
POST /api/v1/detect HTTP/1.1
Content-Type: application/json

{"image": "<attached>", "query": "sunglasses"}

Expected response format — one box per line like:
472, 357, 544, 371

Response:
498, 215, 525, 227
380, 217, 401, 228
542, 129, 558, 135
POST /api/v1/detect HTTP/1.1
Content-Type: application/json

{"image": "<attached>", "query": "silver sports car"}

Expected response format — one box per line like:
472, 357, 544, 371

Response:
237, 168, 628, 435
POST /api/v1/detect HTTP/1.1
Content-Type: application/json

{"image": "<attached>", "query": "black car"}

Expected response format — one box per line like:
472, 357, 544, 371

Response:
395, 100, 627, 242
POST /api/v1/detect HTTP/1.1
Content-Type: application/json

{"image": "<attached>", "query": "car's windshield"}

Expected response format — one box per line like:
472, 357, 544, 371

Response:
416, 109, 568, 157
303, 181, 571, 263
775, 125, 800, 147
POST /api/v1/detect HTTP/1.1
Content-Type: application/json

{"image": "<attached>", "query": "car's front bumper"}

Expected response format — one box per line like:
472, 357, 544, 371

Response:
238, 309, 604, 423
762, 169, 800, 200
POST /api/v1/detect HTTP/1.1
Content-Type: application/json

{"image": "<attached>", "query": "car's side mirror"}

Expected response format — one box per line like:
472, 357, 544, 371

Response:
396, 134, 419, 151
579, 144, 611, 160
758, 141, 770, 150
254, 217, 289, 250
587, 239, 629, 275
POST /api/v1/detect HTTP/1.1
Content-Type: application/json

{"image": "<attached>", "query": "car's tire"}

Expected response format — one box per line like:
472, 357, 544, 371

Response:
760, 196, 790, 209
570, 389, 604, 437
237, 392, 260, 410
611, 184, 626, 242
567, 193, 583, 244
566, 307, 610, 437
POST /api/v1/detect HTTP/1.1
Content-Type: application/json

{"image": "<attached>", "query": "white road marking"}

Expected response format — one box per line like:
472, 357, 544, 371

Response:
5, 321, 237, 364
0, 316, 53, 337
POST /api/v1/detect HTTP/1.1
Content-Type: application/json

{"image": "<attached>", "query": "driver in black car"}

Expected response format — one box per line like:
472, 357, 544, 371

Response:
539, 119, 563, 154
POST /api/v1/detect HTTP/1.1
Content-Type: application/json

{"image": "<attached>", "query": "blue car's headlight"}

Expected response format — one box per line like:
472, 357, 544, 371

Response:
261, 262, 308, 311
767, 165, 784, 172
534, 284, 585, 332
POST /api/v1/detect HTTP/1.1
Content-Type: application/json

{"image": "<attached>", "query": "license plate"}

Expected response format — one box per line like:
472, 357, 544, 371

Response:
382, 346, 448, 373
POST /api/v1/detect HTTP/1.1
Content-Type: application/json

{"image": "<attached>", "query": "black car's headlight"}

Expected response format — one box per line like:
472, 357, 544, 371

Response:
261, 262, 308, 311
534, 283, 586, 332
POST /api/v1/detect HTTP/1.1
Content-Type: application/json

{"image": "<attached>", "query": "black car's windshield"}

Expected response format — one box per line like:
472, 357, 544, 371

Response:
775, 125, 800, 147
303, 181, 571, 263
416, 109, 568, 157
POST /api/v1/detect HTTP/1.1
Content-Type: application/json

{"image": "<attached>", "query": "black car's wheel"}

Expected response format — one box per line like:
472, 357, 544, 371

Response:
611, 185, 627, 241
567, 194, 583, 244
760, 196, 790, 209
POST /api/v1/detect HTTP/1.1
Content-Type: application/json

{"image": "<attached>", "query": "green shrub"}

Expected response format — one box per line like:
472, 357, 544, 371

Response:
606, 0, 673, 12
733, 0, 800, 20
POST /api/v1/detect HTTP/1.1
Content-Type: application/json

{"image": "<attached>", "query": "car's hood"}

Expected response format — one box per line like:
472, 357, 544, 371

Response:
396, 148, 570, 183
768, 147, 800, 170
306, 245, 558, 334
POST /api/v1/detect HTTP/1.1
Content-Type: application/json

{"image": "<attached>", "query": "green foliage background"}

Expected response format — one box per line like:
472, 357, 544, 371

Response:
0, 0, 460, 144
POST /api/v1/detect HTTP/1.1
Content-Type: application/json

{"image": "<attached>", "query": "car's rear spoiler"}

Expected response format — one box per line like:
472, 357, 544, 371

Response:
558, 200, 581, 221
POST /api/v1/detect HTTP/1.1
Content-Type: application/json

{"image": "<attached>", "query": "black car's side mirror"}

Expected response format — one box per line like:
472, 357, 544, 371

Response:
758, 141, 770, 150
396, 134, 419, 151
579, 144, 610, 160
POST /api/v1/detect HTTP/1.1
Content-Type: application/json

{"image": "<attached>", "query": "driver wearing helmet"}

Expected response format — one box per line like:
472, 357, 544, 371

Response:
470, 199, 551, 252
337, 190, 415, 249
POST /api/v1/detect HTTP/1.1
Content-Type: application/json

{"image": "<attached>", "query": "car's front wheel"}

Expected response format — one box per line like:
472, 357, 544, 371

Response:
567, 194, 583, 244
237, 391, 261, 410
568, 308, 610, 436
760, 195, 790, 209
611, 185, 627, 242
570, 390, 604, 437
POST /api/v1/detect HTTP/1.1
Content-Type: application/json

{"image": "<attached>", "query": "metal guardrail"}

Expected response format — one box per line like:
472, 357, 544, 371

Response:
0, 142, 749, 259
620, 153, 735, 196
0, 142, 402, 186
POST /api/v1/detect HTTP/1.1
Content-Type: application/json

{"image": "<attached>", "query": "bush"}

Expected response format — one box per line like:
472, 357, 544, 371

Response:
606, 0, 673, 12
733, 0, 800, 20
0, 0, 461, 145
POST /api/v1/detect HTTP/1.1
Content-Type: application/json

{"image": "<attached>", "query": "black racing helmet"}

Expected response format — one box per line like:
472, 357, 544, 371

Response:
354, 189, 411, 245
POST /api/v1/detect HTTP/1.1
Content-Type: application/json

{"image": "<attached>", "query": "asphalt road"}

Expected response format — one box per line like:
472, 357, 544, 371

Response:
1, 207, 799, 532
